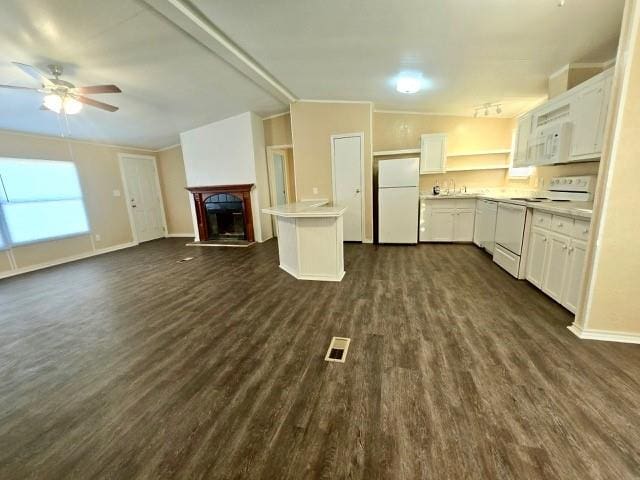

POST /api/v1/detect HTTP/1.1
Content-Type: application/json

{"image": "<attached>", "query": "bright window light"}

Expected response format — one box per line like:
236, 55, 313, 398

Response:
0, 158, 90, 247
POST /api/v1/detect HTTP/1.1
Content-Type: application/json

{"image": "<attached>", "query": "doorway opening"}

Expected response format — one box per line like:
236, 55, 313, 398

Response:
266, 146, 296, 235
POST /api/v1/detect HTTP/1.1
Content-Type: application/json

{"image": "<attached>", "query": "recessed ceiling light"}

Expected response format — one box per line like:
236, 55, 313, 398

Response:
396, 76, 422, 94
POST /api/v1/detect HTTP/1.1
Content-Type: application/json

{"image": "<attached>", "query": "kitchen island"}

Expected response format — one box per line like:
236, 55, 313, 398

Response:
262, 200, 347, 281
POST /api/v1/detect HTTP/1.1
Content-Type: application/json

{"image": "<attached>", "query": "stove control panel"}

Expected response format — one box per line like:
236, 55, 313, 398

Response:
549, 175, 596, 193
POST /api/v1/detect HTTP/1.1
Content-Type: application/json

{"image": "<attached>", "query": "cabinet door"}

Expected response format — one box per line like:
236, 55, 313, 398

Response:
562, 239, 588, 313
594, 76, 613, 154
513, 114, 533, 167
430, 209, 455, 241
526, 227, 549, 288
542, 233, 570, 302
473, 207, 483, 247
571, 80, 606, 158
454, 209, 475, 242
420, 134, 447, 173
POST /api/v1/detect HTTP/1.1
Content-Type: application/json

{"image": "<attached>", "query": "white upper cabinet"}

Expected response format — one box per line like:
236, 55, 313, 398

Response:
570, 77, 610, 158
420, 134, 447, 174
516, 68, 613, 167
513, 113, 533, 168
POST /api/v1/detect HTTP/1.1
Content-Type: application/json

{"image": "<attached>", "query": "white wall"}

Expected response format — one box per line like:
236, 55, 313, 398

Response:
180, 111, 272, 242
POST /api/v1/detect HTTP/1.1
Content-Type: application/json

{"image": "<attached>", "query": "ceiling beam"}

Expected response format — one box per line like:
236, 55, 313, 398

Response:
142, 0, 297, 106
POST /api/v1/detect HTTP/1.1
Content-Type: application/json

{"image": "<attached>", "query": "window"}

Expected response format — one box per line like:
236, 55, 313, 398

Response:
508, 165, 533, 179
0, 158, 90, 248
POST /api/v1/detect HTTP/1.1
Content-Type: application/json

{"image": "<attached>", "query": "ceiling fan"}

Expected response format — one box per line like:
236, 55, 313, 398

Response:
0, 62, 121, 114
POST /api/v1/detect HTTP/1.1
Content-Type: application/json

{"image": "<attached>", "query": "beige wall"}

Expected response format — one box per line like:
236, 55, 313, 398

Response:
580, 0, 640, 336
374, 112, 515, 191
548, 69, 570, 99
548, 65, 605, 99
373, 111, 514, 153
0, 130, 147, 275
291, 101, 373, 241
157, 146, 194, 236
263, 113, 292, 146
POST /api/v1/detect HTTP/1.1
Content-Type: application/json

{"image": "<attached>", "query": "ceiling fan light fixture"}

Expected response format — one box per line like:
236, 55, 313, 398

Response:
43, 93, 62, 113
63, 96, 83, 115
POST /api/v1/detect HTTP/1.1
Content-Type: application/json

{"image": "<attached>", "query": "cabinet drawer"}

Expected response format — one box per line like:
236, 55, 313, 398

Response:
428, 199, 457, 209
493, 244, 521, 278
456, 199, 477, 210
532, 211, 552, 229
573, 219, 591, 241
550, 215, 573, 235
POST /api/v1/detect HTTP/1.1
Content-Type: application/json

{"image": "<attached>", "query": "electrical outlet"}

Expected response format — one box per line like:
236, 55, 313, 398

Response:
95, 234, 101, 242
112, 189, 121, 197
312, 187, 319, 194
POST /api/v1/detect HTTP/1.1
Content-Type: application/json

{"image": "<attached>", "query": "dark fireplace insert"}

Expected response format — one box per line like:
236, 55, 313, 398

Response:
204, 193, 246, 240
186, 184, 255, 243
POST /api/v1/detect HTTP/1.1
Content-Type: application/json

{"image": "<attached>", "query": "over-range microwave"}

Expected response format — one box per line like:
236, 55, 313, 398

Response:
527, 121, 573, 165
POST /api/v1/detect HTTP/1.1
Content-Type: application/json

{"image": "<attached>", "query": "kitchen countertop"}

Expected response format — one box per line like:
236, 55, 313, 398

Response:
420, 193, 593, 219
262, 200, 347, 218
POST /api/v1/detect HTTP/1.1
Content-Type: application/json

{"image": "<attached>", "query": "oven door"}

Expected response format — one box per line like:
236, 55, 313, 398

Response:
494, 203, 527, 255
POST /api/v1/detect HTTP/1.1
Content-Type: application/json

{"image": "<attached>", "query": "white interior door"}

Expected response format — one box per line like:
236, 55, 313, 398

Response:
121, 155, 165, 243
332, 135, 363, 242
273, 153, 287, 206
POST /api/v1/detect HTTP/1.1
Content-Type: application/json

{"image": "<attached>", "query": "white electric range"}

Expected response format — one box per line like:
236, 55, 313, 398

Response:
493, 175, 595, 278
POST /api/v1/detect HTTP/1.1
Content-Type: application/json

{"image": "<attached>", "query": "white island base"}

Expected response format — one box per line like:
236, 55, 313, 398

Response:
263, 201, 346, 282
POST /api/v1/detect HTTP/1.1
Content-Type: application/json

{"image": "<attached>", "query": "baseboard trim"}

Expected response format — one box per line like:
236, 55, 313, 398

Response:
167, 233, 195, 238
568, 324, 640, 344
279, 264, 345, 282
0, 241, 137, 280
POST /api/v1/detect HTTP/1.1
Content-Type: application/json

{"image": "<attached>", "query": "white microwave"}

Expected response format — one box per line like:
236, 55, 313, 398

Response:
527, 121, 573, 165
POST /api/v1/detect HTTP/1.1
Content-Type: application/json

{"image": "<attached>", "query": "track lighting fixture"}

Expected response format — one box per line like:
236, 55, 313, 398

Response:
472, 102, 503, 117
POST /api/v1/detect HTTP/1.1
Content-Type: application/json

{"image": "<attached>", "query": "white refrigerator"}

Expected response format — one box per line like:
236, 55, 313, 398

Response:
378, 158, 420, 244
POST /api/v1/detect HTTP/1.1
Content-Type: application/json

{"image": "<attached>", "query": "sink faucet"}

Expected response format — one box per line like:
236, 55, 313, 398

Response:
450, 178, 456, 194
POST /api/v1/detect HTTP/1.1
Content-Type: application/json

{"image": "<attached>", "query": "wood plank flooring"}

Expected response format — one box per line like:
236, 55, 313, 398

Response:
0, 239, 639, 479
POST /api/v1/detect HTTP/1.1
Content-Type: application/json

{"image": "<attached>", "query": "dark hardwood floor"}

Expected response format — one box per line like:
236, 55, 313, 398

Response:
1, 239, 639, 479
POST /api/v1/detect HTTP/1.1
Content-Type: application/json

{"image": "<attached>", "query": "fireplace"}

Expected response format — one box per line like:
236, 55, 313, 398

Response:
187, 184, 255, 243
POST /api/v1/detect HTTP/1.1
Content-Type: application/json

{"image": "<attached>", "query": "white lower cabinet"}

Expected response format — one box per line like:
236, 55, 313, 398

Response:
525, 215, 589, 313
420, 199, 475, 242
525, 227, 548, 288
542, 233, 571, 303
563, 238, 588, 312
430, 208, 455, 241
455, 209, 475, 241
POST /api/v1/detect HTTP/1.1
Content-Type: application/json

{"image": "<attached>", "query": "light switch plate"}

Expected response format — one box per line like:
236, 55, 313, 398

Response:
112, 189, 121, 197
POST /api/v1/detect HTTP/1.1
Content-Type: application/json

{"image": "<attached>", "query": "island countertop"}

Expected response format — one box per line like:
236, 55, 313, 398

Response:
262, 200, 347, 218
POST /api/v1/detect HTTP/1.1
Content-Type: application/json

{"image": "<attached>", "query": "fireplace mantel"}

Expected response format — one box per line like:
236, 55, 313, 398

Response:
186, 184, 255, 242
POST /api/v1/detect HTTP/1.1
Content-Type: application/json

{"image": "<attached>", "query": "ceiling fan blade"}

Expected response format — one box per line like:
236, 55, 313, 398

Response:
71, 84, 121, 94
0, 84, 39, 91
12, 62, 54, 87
72, 94, 119, 112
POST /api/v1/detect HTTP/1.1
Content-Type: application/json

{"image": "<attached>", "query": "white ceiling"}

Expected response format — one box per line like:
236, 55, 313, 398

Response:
0, 0, 625, 149
192, 0, 624, 117
0, 0, 287, 149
